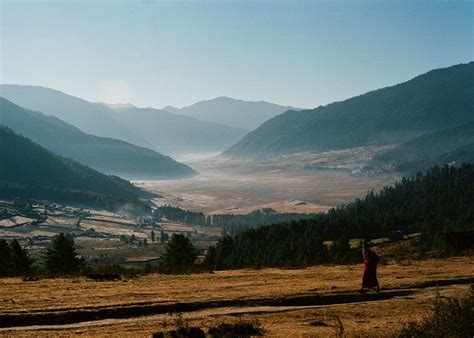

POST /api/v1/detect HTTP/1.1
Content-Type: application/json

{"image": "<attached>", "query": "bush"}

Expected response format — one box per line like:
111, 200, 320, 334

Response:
152, 327, 205, 338
208, 320, 265, 337
397, 286, 474, 337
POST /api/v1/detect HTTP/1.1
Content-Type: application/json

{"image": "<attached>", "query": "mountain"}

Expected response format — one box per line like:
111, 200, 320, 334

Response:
0, 85, 248, 154
0, 126, 153, 211
112, 107, 247, 154
163, 96, 302, 131
374, 121, 474, 172
0, 97, 195, 179
0, 85, 149, 147
225, 62, 474, 157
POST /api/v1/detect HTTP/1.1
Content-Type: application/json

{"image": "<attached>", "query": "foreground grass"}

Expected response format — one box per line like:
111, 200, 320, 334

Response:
397, 285, 474, 337
0, 256, 472, 336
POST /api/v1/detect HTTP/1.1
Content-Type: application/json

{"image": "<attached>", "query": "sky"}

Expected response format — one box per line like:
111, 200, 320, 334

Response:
0, 0, 473, 109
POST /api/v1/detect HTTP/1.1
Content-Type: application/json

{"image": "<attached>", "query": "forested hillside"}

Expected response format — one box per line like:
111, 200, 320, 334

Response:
374, 122, 474, 173
225, 62, 474, 157
207, 164, 474, 268
0, 97, 195, 179
0, 126, 152, 212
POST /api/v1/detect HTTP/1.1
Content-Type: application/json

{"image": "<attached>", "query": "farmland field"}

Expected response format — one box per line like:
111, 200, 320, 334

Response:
1, 256, 472, 336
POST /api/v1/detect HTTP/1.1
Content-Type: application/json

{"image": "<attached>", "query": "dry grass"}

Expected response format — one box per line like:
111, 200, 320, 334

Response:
0, 256, 472, 337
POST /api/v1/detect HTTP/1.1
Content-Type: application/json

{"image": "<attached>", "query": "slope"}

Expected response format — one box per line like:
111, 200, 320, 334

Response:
0, 84, 148, 147
0, 126, 153, 210
0, 84, 249, 155
0, 97, 195, 179
374, 121, 474, 172
225, 62, 474, 157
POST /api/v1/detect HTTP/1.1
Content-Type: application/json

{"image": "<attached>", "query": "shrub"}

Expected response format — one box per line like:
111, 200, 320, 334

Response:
397, 286, 474, 337
208, 320, 265, 337
152, 327, 205, 338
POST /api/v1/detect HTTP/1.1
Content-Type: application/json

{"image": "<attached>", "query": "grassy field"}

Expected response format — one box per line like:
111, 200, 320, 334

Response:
1, 256, 472, 336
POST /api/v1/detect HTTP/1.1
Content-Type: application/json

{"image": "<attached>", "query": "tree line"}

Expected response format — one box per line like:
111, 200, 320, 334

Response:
210, 208, 319, 235
154, 205, 206, 225
0, 234, 83, 277
204, 164, 474, 269
153, 205, 319, 235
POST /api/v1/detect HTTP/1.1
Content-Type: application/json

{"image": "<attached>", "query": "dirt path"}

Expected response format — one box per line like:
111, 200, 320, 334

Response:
1, 257, 472, 336
1, 284, 472, 337
1, 277, 472, 331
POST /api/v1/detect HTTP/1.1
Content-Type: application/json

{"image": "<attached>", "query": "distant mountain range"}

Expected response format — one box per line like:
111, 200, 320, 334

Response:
0, 85, 247, 154
0, 126, 153, 211
0, 97, 195, 179
111, 106, 246, 155
225, 62, 474, 159
0, 85, 149, 147
164, 96, 302, 131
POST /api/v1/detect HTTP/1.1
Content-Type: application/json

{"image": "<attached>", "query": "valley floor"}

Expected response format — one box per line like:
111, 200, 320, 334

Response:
1, 256, 472, 336
138, 148, 400, 215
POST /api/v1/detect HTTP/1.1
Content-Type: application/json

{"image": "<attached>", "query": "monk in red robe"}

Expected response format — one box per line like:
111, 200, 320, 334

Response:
361, 242, 380, 292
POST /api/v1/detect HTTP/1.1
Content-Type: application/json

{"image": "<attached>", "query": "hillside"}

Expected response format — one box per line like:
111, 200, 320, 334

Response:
112, 107, 247, 154
164, 96, 301, 131
0, 85, 248, 154
374, 121, 474, 172
0, 98, 195, 179
0, 126, 153, 210
225, 62, 474, 157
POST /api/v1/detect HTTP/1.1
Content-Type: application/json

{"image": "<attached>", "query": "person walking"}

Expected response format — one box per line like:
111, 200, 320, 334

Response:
361, 242, 380, 292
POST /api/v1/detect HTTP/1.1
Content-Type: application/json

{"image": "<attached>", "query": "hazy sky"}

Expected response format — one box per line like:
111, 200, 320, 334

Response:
1, 0, 473, 109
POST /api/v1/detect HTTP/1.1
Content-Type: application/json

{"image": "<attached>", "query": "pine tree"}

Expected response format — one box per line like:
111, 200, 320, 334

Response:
44, 233, 83, 275
0, 240, 12, 276
10, 239, 33, 275
160, 234, 196, 273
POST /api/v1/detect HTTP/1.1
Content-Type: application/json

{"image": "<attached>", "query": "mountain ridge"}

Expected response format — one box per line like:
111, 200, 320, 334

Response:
224, 62, 474, 157
163, 96, 302, 130
112, 106, 247, 155
0, 125, 153, 211
0, 97, 196, 179
0, 85, 249, 154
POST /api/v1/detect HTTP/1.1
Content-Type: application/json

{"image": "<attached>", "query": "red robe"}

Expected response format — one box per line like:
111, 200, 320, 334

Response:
362, 249, 379, 288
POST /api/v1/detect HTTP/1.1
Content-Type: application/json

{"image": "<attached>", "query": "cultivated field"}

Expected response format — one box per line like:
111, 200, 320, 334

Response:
1, 256, 472, 336
0, 202, 220, 266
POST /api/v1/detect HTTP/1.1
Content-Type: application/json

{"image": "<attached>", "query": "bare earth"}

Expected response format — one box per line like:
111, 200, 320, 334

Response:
1, 256, 472, 336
